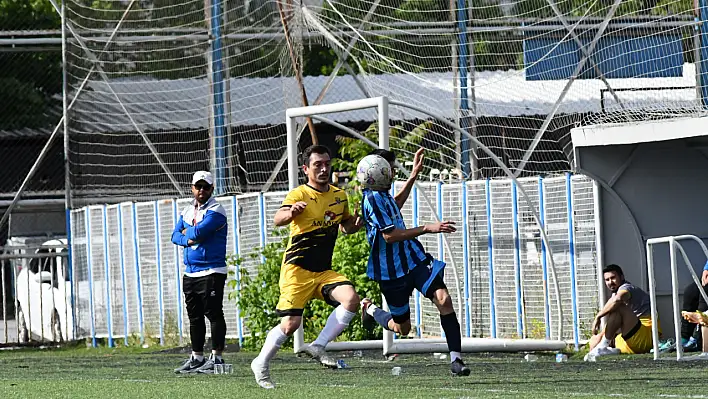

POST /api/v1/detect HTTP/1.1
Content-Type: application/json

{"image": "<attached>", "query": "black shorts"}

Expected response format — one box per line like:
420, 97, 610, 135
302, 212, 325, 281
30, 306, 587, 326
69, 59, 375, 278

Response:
378, 259, 447, 324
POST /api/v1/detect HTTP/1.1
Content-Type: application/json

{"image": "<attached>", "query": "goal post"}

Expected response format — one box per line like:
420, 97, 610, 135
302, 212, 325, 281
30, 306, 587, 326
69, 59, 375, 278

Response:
285, 97, 568, 355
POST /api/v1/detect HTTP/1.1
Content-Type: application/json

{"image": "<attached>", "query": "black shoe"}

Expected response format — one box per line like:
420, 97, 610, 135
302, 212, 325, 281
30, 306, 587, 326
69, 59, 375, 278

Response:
450, 358, 471, 377
197, 356, 225, 374
174, 356, 206, 374
360, 298, 376, 333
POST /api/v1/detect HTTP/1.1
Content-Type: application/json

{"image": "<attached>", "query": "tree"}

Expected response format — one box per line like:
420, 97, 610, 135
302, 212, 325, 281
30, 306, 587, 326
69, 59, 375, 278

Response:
0, 0, 62, 130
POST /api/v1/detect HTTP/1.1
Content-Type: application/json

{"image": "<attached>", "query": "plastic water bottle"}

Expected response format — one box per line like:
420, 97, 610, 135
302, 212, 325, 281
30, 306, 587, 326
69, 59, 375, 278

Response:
555, 353, 568, 363
337, 359, 349, 369
391, 366, 402, 375
524, 354, 538, 362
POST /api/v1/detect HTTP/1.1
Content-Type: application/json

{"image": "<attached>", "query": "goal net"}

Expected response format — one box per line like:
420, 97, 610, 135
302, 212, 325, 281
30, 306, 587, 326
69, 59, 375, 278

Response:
63, 0, 705, 201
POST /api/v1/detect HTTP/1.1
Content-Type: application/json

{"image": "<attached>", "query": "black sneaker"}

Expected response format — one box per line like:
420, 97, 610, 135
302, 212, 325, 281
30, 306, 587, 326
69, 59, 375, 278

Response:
360, 298, 376, 333
450, 358, 471, 377
197, 356, 225, 374
174, 356, 206, 374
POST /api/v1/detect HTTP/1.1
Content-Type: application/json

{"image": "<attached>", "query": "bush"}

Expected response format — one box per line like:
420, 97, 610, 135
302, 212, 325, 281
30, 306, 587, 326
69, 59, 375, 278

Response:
228, 191, 382, 350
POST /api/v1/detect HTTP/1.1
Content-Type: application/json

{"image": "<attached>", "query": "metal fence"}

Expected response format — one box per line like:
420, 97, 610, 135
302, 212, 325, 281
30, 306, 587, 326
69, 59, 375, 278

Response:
2, 174, 599, 346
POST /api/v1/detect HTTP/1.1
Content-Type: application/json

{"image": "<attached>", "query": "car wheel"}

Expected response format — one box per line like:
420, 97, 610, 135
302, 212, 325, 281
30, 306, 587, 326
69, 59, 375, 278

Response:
17, 307, 29, 343
51, 311, 63, 343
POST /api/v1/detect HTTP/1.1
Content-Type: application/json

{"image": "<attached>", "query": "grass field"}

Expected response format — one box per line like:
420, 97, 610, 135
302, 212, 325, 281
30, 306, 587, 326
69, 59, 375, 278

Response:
2, 345, 708, 398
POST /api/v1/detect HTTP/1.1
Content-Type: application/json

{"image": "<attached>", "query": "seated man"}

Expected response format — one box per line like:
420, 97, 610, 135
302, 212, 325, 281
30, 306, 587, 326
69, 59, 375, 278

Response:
585, 264, 659, 360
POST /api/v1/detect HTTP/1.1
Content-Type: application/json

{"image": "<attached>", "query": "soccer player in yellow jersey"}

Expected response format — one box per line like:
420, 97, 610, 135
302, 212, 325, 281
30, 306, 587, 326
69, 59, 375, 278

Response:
251, 145, 364, 389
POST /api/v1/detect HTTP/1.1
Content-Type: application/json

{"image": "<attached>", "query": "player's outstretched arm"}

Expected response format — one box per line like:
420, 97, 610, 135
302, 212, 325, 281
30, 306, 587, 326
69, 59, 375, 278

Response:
381, 221, 456, 244
394, 148, 424, 209
340, 205, 364, 234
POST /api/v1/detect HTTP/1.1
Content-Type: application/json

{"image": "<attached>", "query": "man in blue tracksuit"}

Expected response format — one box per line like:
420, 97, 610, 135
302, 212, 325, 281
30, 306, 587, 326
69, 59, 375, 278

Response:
172, 171, 228, 374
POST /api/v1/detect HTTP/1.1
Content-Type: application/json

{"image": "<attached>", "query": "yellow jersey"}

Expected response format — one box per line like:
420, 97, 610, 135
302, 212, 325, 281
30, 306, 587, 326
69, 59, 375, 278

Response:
280, 184, 350, 272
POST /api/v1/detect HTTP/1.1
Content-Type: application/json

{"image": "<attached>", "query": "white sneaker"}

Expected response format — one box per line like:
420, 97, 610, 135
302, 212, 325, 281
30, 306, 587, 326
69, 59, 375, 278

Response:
300, 344, 338, 368
595, 347, 621, 356
250, 357, 275, 389
584, 346, 620, 362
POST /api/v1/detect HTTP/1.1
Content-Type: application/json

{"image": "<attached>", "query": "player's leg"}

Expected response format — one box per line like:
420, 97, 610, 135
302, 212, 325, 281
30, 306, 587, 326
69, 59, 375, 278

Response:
362, 276, 414, 335
301, 273, 358, 367
197, 273, 227, 373
174, 275, 207, 373
603, 303, 639, 343
251, 264, 313, 388
680, 283, 701, 347
427, 282, 470, 376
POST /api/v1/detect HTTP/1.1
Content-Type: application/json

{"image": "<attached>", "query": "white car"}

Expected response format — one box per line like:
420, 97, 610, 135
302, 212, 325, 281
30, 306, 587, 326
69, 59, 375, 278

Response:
14, 238, 75, 342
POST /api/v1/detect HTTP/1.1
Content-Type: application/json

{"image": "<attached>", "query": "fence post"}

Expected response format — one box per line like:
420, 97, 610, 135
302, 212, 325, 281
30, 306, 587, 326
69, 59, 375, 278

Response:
566, 173, 580, 351
172, 199, 183, 344
232, 196, 243, 345
85, 208, 97, 347
485, 179, 497, 338
539, 177, 550, 340
102, 205, 114, 347
132, 203, 145, 344
461, 182, 471, 337
154, 201, 164, 346
512, 181, 524, 338
118, 205, 129, 346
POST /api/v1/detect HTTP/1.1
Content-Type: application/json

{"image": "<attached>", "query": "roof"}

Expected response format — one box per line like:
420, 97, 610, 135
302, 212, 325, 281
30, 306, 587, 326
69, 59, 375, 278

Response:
571, 115, 708, 147
50, 64, 706, 133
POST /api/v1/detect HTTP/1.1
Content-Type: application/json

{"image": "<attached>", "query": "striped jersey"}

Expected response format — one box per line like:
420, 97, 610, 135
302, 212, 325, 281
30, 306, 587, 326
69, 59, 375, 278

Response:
361, 188, 429, 281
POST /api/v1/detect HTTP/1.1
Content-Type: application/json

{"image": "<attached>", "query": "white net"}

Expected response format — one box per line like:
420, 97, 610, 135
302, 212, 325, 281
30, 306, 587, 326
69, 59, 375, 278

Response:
64, 0, 707, 201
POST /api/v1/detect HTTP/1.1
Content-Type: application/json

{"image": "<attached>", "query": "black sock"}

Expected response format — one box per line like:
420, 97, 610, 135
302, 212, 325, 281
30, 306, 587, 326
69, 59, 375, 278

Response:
440, 312, 462, 353
372, 307, 394, 331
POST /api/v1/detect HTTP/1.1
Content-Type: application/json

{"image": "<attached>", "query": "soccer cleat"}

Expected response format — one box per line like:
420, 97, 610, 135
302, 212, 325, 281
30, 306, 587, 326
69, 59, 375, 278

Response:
684, 337, 700, 353
360, 298, 376, 332
174, 356, 206, 374
196, 355, 225, 374
450, 358, 471, 377
300, 344, 339, 369
251, 357, 275, 389
656, 338, 676, 353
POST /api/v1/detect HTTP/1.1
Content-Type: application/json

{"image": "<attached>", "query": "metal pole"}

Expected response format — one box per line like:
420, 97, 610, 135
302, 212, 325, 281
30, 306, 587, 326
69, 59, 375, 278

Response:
208, 0, 227, 194
457, 0, 471, 177
60, 0, 75, 342
514, 0, 623, 177
467, 0, 478, 179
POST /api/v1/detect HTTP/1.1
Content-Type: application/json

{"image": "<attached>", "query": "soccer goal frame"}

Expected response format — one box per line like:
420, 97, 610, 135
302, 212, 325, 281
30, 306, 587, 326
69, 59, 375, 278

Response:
286, 96, 567, 355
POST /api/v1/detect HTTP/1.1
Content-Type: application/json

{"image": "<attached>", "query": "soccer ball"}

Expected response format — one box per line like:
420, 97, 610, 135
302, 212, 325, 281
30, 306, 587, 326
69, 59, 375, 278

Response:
356, 154, 392, 191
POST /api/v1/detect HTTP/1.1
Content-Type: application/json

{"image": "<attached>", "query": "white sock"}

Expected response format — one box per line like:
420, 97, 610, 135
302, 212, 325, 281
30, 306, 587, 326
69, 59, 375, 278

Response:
214, 354, 223, 361
366, 303, 379, 317
256, 326, 289, 363
192, 354, 204, 362
450, 351, 461, 363
597, 337, 611, 349
312, 305, 356, 347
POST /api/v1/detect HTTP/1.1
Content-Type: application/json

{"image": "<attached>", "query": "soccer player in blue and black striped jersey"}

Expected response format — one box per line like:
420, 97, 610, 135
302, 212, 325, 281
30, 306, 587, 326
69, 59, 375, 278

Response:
359, 148, 471, 377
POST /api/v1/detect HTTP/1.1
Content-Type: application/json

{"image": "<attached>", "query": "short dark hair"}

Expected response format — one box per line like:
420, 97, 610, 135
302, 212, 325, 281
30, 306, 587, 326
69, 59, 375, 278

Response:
602, 264, 624, 276
369, 148, 396, 164
301, 145, 332, 166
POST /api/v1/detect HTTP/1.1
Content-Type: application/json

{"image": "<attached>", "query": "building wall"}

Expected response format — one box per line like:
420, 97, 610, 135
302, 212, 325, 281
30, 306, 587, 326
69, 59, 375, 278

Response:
577, 138, 708, 339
